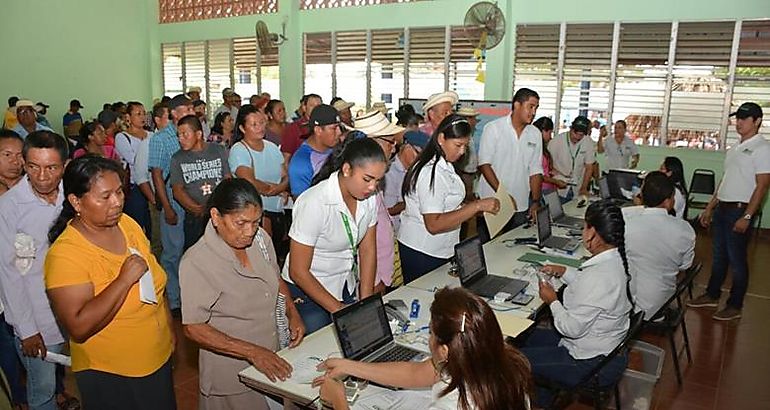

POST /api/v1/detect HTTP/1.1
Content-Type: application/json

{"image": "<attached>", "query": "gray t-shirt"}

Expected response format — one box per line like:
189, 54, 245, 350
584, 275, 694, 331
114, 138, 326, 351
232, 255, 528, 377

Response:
170, 143, 230, 206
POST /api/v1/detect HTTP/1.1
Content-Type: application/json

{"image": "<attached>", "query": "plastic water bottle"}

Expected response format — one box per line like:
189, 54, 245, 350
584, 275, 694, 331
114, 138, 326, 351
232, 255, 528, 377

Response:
410, 299, 420, 319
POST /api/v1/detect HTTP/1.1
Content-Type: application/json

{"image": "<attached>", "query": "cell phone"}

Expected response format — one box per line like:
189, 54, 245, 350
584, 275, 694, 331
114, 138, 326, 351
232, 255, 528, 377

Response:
344, 380, 361, 404
510, 292, 534, 305
537, 271, 552, 283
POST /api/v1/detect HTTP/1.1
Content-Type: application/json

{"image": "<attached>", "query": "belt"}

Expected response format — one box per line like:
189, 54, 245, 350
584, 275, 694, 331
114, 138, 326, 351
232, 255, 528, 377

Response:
718, 201, 748, 209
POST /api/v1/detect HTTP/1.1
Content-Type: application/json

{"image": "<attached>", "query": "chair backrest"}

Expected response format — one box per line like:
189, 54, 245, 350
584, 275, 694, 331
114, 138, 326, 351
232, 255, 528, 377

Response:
690, 169, 716, 195
647, 261, 702, 322
574, 310, 646, 388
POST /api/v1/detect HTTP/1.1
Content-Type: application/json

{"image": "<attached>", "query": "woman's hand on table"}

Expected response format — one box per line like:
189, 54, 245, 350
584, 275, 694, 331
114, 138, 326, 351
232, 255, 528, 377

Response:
247, 345, 292, 382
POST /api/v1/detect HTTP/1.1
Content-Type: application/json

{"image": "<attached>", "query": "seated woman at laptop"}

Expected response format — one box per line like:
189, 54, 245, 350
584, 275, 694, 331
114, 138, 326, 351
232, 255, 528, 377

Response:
313, 287, 532, 410
285, 138, 388, 333
398, 115, 500, 284
520, 199, 633, 408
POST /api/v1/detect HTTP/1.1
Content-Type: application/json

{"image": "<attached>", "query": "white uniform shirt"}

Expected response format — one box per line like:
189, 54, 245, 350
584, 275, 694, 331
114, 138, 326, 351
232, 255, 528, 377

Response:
549, 248, 632, 359
623, 206, 695, 319
603, 134, 639, 170
717, 134, 770, 203
282, 171, 378, 299
673, 187, 686, 219
399, 157, 465, 258
477, 117, 543, 212
548, 132, 596, 196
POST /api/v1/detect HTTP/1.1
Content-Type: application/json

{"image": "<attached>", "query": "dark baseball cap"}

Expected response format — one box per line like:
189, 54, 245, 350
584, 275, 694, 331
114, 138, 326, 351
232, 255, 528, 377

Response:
309, 104, 340, 127
168, 94, 193, 111
729, 102, 763, 119
97, 110, 119, 127
571, 116, 591, 134
70, 99, 83, 108
403, 130, 430, 149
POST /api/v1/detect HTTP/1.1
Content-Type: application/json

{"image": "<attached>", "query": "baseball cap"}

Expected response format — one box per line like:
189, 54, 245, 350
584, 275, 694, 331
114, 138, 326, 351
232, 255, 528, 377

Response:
14, 100, 35, 109
222, 87, 235, 97
34, 102, 49, 113
70, 99, 84, 108
168, 94, 193, 110
571, 116, 591, 134
309, 104, 341, 127
729, 102, 763, 119
332, 99, 355, 112
403, 130, 430, 150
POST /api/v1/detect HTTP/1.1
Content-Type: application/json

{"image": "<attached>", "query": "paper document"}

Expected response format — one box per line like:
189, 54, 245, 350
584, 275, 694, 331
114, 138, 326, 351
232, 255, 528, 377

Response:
43, 352, 72, 366
129, 248, 157, 304
493, 312, 533, 338
289, 357, 325, 384
353, 388, 432, 410
483, 185, 516, 239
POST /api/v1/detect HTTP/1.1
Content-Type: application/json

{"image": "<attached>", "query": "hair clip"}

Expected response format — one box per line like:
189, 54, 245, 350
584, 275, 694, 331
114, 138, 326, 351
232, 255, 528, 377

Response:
460, 312, 466, 333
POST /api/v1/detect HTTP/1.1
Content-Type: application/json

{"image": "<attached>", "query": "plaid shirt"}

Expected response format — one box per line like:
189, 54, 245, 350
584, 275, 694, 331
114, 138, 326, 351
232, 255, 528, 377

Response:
148, 123, 180, 183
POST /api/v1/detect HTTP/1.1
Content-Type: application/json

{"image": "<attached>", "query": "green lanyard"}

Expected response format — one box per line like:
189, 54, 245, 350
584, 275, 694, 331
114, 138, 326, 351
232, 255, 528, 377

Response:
340, 212, 359, 286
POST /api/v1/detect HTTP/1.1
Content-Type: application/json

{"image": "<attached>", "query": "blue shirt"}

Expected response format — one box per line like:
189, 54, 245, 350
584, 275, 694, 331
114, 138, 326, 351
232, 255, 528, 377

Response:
12, 122, 52, 139
148, 123, 180, 182
288, 142, 332, 197
0, 179, 65, 344
229, 140, 284, 213
62, 112, 83, 127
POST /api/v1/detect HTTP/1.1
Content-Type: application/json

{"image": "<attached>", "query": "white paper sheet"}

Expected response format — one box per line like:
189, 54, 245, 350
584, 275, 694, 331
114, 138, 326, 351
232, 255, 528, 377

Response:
129, 247, 157, 304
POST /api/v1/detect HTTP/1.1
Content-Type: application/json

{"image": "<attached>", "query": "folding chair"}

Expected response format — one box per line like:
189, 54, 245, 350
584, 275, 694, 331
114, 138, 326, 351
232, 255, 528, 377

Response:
687, 169, 715, 211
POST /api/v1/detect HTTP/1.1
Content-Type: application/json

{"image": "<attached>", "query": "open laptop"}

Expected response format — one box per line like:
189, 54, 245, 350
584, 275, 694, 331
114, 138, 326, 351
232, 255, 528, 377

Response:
536, 207, 581, 252
455, 236, 528, 298
544, 191, 584, 230
332, 294, 427, 365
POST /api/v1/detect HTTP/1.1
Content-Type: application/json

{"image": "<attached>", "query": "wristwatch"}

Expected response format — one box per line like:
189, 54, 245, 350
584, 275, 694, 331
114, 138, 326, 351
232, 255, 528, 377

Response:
743, 213, 753, 220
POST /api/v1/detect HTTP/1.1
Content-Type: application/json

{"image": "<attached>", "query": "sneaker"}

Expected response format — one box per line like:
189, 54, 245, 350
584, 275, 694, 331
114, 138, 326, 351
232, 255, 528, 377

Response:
713, 307, 742, 321
687, 294, 719, 308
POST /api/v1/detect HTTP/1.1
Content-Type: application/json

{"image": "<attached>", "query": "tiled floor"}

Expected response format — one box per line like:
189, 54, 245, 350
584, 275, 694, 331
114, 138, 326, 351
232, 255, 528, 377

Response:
60, 229, 770, 409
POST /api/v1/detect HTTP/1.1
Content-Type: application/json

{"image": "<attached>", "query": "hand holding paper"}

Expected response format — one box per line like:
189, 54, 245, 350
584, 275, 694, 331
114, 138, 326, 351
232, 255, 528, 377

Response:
483, 185, 516, 239
128, 247, 157, 304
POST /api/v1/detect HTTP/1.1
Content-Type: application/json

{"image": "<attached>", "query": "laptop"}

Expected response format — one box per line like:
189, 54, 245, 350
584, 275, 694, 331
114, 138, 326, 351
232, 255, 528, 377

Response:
332, 294, 427, 365
536, 207, 581, 252
455, 236, 529, 298
544, 191, 584, 230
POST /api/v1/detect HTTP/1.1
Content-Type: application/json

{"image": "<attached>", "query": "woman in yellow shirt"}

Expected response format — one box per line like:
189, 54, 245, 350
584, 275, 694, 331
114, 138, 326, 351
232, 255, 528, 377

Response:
44, 156, 176, 409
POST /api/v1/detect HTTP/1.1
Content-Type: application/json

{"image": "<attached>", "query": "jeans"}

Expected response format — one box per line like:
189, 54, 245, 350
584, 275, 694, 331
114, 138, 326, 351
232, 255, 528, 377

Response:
160, 192, 185, 310
15, 340, 63, 410
706, 205, 754, 309
123, 183, 151, 240
398, 242, 450, 284
0, 314, 25, 405
520, 328, 627, 408
288, 283, 355, 335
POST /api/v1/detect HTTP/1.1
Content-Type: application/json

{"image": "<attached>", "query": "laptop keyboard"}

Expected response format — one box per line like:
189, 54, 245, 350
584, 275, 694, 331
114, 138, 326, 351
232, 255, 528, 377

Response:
372, 344, 421, 363
545, 236, 578, 250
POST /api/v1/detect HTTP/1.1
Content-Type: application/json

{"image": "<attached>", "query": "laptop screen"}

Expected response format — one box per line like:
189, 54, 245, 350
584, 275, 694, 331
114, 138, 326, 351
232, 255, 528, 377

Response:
455, 236, 486, 285
607, 169, 642, 199
536, 207, 552, 244
544, 191, 564, 219
332, 294, 393, 361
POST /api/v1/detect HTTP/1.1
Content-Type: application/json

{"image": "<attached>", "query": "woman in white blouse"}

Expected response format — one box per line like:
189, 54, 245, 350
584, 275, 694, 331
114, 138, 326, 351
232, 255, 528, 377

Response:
660, 156, 688, 219
521, 199, 633, 408
284, 138, 388, 334
398, 114, 499, 283
314, 287, 532, 410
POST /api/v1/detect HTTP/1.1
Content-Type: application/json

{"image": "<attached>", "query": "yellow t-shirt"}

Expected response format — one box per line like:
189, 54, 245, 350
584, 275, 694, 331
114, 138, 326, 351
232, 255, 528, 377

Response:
3, 109, 17, 130
44, 216, 173, 377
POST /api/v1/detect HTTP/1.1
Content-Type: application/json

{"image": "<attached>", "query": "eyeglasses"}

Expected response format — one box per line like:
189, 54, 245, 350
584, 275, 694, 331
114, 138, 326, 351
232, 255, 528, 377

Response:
375, 136, 396, 146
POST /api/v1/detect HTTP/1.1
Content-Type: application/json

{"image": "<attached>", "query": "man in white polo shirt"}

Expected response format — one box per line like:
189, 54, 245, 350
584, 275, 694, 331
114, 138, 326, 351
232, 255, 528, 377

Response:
689, 102, 770, 320
598, 120, 639, 170
624, 171, 695, 320
477, 88, 543, 240
548, 116, 597, 202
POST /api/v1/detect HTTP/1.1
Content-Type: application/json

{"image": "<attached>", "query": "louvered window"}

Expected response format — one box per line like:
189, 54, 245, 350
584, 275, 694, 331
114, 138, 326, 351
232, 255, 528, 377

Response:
304, 32, 334, 103
336, 31, 368, 112
560, 24, 613, 137
208, 39, 233, 111
408, 27, 446, 99
667, 21, 734, 150
162, 43, 183, 97
513, 24, 560, 120
232, 37, 281, 103
727, 20, 770, 148
183, 42, 207, 102
371, 29, 406, 113
449, 26, 485, 100
614, 23, 671, 145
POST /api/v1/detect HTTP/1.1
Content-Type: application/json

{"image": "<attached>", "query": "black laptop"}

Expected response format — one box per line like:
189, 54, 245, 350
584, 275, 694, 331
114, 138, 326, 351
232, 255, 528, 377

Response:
544, 191, 584, 230
535, 207, 581, 252
455, 236, 528, 298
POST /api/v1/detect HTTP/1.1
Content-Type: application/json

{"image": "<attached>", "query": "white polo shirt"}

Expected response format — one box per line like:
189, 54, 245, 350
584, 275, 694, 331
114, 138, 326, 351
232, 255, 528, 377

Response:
282, 171, 378, 299
477, 116, 543, 212
673, 187, 686, 219
623, 206, 695, 319
603, 134, 639, 170
398, 157, 465, 258
717, 134, 770, 203
548, 132, 596, 195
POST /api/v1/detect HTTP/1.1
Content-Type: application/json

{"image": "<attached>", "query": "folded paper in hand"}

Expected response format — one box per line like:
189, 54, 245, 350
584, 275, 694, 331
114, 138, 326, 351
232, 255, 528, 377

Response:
129, 247, 157, 304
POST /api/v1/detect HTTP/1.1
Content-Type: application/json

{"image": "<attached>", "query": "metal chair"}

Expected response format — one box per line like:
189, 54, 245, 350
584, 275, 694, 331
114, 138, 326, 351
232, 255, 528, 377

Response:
643, 262, 702, 385
539, 310, 646, 410
687, 169, 716, 211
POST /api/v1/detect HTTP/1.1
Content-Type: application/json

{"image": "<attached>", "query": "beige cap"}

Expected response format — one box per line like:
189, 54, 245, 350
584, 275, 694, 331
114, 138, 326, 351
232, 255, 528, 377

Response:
187, 86, 202, 93
354, 110, 405, 137
457, 106, 479, 117
15, 99, 34, 108
332, 99, 355, 112
423, 91, 459, 112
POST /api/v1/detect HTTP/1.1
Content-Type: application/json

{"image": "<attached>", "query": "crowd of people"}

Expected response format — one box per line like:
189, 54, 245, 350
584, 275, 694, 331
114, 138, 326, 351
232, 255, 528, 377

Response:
0, 82, 766, 410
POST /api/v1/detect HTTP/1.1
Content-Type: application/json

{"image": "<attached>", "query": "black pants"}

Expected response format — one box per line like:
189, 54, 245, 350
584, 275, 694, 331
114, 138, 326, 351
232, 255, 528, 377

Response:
75, 359, 176, 410
184, 213, 206, 251
398, 242, 450, 284
264, 210, 290, 267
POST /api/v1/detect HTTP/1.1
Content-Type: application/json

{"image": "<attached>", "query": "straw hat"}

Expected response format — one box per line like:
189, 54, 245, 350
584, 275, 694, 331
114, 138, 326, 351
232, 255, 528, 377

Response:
457, 106, 479, 117
423, 91, 459, 112
371, 102, 389, 115
333, 99, 355, 112
353, 110, 405, 137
